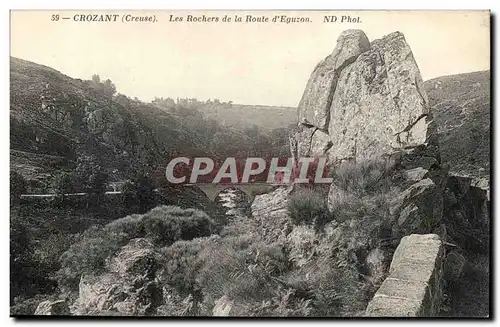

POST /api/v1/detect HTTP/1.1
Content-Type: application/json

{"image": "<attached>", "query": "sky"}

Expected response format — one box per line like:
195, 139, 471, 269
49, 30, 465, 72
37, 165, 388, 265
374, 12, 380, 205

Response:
10, 10, 490, 107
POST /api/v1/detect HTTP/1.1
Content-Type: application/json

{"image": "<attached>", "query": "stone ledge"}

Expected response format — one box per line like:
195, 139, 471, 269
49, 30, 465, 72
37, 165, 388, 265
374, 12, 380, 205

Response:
365, 234, 444, 317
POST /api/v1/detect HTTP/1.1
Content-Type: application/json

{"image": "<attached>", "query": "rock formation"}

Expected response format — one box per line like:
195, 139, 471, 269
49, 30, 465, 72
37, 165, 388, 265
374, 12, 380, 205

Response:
294, 30, 437, 163
286, 29, 489, 316
34, 300, 70, 315
298, 29, 370, 131
71, 238, 163, 316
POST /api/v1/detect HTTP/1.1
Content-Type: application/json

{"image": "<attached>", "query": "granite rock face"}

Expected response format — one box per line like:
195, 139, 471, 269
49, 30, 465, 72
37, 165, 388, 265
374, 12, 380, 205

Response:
390, 178, 444, 238
250, 187, 293, 244
297, 30, 370, 131
293, 31, 436, 164
328, 32, 433, 162
71, 238, 163, 316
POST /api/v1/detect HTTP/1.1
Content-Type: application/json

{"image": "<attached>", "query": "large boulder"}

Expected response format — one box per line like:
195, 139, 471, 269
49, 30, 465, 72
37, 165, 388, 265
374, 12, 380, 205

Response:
292, 30, 436, 168
328, 31, 434, 162
298, 30, 370, 130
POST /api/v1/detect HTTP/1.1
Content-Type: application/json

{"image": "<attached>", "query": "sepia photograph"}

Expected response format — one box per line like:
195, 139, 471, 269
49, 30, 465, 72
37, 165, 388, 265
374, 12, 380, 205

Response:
9, 10, 491, 318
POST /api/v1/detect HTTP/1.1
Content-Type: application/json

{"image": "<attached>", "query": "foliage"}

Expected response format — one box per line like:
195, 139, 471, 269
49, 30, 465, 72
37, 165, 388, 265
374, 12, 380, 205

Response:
73, 154, 109, 196
10, 215, 57, 303
158, 237, 213, 297
285, 255, 366, 317
287, 188, 332, 228
10, 170, 27, 205
49, 170, 74, 198
57, 226, 128, 290
142, 206, 215, 247
120, 173, 157, 213
197, 234, 289, 308
33, 231, 75, 273
56, 206, 215, 290
333, 157, 396, 196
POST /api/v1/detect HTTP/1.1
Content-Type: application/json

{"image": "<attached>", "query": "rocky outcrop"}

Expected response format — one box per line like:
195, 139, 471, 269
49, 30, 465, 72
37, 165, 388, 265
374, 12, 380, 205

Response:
293, 31, 436, 163
390, 178, 444, 238
71, 238, 163, 316
365, 234, 444, 317
250, 187, 293, 244
298, 30, 370, 131
257, 29, 489, 317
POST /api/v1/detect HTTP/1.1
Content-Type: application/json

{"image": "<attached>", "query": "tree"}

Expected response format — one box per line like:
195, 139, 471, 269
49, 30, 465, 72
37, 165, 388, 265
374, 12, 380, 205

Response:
134, 174, 156, 213
121, 173, 156, 213
50, 170, 74, 200
74, 155, 109, 203
102, 79, 117, 99
10, 171, 27, 205
91, 74, 101, 84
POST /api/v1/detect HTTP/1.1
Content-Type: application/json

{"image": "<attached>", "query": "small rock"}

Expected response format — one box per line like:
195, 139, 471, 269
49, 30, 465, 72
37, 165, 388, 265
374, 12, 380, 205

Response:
366, 247, 388, 284
212, 295, 233, 316
404, 167, 429, 182
34, 300, 69, 315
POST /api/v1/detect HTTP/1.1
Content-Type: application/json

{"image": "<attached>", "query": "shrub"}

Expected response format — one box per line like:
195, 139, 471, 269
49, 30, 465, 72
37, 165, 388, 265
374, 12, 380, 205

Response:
287, 188, 332, 228
333, 157, 395, 196
103, 214, 145, 239
57, 226, 128, 290
142, 206, 216, 246
197, 234, 289, 307
50, 170, 74, 198
158, 237, 216, 297
10, 171, 27, 205
33, 231, 74, 273
56, 206, 216, 291
286, 255, 365, 317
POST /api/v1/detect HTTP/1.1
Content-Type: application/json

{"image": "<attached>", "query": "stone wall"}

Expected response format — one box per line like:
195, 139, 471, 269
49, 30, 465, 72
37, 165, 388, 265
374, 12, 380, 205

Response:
365, 234, 444, 317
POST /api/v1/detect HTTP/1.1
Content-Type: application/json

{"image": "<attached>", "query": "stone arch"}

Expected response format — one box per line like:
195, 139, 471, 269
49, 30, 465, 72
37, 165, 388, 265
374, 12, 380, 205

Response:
190, 184, 278, 202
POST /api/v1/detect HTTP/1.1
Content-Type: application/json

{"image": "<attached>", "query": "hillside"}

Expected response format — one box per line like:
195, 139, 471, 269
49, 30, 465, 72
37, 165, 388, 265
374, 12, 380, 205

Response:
11, 57, 208, 187
424, 71, 490, 182
202, 103, 296, 130
10, 57, 297, 192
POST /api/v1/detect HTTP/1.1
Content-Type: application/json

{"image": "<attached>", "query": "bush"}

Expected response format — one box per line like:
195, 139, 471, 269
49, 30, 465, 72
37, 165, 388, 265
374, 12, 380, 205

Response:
50, 170, 74, 198
287, 188, 332, 228
57, 226, 128, 290
33, 231, 75, 273
158, 237, 215, 297
333, 157, 395, 196
103, 214, 145, 239
197, 234, 289, 307
56, 206, 216, 291
286, 255, 365, 317
142, 206, 216, 246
